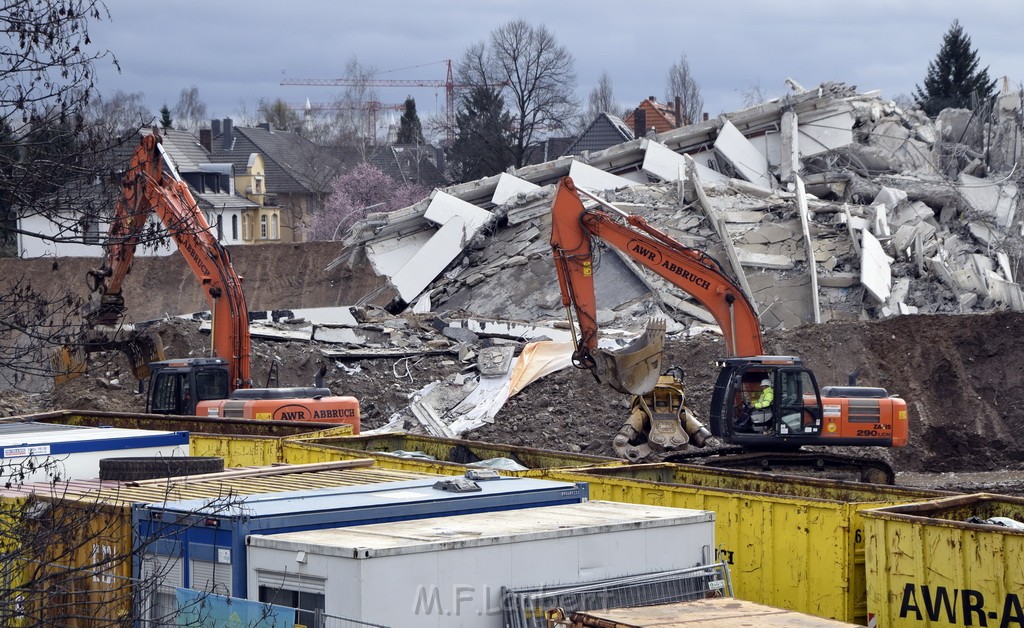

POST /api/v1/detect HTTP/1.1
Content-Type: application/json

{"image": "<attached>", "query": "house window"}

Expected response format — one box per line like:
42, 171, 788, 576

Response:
82, 215, 102, 245
231, 215, 238, 240
260, 215, 268, 239
271, 214, 279, 240
242, 215, 251, 240
255, 178, 263, 194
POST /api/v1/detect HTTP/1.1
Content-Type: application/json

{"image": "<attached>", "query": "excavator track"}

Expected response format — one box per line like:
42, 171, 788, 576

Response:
664, 449, 896, 484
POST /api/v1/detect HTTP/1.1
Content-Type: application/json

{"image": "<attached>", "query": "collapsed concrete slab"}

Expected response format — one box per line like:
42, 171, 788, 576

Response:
338, 81, 1024, 341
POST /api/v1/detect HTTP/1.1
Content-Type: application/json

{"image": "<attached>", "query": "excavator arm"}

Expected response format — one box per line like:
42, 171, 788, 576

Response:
550, 176, 763, 377
84, 131, 252, 389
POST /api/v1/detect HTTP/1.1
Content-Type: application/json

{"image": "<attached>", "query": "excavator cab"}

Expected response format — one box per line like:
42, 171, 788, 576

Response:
710, 356, 907, 449
710, 356, 824, 448
146, 357, 230, 416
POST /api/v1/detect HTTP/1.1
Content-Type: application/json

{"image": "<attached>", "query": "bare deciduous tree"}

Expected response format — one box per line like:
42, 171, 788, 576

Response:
458, 20, 579, 168
0, 1, 135, 391
0, 457, 246, 626
173, 86, 208, 134
664, 54, 704, 125
86, 91, 155, 140
257, 98, 302, 132
586, 70, 617, 124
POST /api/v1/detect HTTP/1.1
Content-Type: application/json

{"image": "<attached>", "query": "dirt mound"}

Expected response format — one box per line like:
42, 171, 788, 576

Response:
472, 311, 1024, 474
28, 311, 1024, 475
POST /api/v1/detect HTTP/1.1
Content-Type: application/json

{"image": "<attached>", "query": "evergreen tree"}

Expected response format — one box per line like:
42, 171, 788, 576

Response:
446, 86, 514, 183
914, 20, 996, 116
396, 96, 424, 145
159, 104, 173, 129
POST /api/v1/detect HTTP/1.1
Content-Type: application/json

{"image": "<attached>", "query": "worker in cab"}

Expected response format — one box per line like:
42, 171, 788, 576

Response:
752, 379, 774, 410
750, 378, 775, 432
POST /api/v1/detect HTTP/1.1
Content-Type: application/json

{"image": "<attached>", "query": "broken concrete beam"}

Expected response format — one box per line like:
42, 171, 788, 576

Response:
390, 216, 471, 303
743, 222, 795, 245
891, 222, 936, 259
987, 274, 1024, 312
492, 173, 540, 206
640, 139, 728, 185
968, 222, 1001, 247
721, 211, 769, 224
714, 119, 775, 189
860, 230, 892, 303
872, 186, 908, 210
795, 177, 821, 323
779, 111, 799, 183
871, 204, 891, 237
567, 160, 637, 192
818, 272, 859, 288
734, 249, 795, 270
958, 174, 1018, 229
998, 252, 1015, 282
410, 400, 457, 439
890, 201, 936, 229
952, 264, 989, 297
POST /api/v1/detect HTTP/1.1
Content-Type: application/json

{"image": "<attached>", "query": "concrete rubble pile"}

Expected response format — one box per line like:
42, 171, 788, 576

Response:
343, 81, 1024, 334
326, 80, 1024, 437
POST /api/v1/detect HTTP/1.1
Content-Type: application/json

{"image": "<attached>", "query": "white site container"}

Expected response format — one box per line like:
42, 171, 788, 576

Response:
246, 500, 715, 628
0, 422, 188, 483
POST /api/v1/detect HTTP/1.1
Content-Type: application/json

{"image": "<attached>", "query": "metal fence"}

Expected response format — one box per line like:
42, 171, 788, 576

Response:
501, 562, 733, 628
309, 610, 391, 628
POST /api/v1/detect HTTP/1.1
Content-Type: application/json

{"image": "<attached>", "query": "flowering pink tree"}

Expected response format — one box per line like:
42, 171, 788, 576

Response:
308, 163, 430, 240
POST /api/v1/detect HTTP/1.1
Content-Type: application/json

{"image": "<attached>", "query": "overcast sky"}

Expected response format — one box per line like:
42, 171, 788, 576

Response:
89, 1, 1022, 136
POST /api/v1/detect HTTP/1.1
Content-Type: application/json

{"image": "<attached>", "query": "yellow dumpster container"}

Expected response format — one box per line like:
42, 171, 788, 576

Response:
862, 492, 1024, 627
281, 433, 622, 475
535, 463, 952, 625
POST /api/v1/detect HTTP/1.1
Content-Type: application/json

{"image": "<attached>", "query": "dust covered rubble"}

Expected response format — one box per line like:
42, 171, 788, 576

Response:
341, 80, 1024, 337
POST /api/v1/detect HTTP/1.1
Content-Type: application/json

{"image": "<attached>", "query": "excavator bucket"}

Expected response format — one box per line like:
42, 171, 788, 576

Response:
52, 345, 89, 386
51, 329, 165, 385
592, 319, 666, 395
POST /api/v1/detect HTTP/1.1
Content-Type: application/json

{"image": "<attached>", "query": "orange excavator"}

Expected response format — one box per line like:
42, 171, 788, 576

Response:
76, 130, 359, 429
550, 176, 907, 482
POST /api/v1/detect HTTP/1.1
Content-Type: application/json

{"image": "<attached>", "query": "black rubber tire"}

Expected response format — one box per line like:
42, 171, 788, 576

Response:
99, 456, 224, 481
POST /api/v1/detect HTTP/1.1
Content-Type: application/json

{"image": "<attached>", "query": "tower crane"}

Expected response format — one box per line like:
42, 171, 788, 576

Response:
292, 100, 406, 145
282, 60, 506, 145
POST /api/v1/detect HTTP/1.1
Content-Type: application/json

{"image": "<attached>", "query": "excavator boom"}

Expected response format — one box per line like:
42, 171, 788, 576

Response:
550, 176, 763, 384
85, 131, 251, 389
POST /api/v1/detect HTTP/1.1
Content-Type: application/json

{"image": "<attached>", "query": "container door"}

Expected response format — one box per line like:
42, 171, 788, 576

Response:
140, 553, 183, 626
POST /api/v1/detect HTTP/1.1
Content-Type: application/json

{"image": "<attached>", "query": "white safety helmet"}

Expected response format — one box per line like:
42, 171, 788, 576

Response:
760, 379, 771, 387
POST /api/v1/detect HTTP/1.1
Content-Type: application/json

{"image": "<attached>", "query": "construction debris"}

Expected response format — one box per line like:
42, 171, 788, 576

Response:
341, 81, 1024, 336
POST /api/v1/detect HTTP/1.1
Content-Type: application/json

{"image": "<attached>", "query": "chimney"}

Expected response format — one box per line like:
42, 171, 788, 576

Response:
632, 108, 646, 139
211, 119, 222, 137
703, 112, 709, 122
199, 129, 212, 152
648, 96, 656, 102
674, 96, 683, 127
222, 118, 233, 150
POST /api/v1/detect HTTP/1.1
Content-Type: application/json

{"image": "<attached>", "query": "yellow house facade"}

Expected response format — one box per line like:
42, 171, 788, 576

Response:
235, 153, 285, 244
